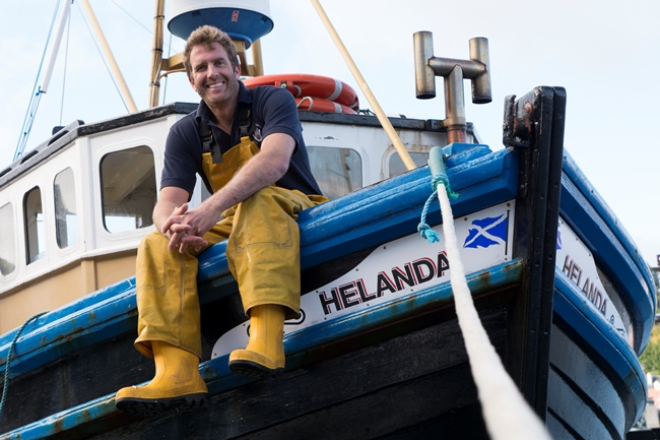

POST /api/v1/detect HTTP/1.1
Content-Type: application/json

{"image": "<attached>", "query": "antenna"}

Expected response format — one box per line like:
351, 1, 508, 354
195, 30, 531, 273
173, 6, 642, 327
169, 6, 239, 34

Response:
413, 32, 491, 144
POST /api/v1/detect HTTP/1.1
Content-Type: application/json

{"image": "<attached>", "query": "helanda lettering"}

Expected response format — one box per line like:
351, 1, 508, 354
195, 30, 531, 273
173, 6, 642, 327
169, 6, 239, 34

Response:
562, 254, 608, 316
318, 252, 450, 315
581, 277, 608, 315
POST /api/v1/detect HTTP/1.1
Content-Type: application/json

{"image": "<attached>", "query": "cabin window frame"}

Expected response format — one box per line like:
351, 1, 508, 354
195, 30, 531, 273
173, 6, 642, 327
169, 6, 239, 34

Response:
98, 144, 158, 236
0, 201, 17, 278
386, 149, 430, 179
306, 144, 364, 200
23, 185, 47, 265
54, 167, 79, 249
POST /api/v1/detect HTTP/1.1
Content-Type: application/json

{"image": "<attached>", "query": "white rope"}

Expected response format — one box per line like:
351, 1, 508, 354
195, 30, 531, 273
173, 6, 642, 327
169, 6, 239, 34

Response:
435, 184, 553, 440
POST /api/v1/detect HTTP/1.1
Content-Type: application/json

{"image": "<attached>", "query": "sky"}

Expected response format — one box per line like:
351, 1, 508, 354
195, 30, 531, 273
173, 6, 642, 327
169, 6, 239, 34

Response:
0, 0, 658, 268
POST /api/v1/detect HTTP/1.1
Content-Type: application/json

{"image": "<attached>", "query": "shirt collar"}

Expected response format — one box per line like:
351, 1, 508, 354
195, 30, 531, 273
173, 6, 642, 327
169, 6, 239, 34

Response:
194, 81, 252, 125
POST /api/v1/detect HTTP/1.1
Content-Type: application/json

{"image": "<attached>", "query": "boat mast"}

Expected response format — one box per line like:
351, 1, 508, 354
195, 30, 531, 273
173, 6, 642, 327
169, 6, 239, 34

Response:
148, 0, 164, 109
148, 0, 184, 108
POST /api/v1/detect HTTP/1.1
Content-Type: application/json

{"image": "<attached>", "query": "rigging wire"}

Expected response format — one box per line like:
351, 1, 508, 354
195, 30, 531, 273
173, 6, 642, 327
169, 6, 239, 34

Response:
75, 1, 130, 113
59, 3, 73, 127
110, 0, 151, 33
109, 0, 177, 54
108, 0, 183, 107
107, 0, 182, 108
162, 31, 174, 104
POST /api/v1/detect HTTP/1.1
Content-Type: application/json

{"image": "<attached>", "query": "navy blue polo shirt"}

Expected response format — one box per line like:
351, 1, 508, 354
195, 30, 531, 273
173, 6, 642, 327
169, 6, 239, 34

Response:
161, 82, 322, 197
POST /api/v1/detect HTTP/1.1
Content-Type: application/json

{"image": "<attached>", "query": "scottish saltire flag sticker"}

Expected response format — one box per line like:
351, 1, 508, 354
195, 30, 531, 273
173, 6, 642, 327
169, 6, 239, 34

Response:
463, 214, 508, 249
556, 227, 562, 250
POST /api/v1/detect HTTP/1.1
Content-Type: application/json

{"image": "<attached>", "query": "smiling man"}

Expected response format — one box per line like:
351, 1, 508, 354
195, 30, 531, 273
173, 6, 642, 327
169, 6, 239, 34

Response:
115, 25, 326, 415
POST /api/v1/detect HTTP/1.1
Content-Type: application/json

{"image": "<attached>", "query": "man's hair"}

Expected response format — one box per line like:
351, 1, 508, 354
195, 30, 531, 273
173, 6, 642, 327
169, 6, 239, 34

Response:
183, 25, 240, 79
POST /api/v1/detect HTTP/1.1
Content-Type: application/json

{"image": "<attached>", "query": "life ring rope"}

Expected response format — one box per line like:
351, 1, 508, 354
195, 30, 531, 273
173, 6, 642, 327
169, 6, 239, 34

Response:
295, 96, 356, 115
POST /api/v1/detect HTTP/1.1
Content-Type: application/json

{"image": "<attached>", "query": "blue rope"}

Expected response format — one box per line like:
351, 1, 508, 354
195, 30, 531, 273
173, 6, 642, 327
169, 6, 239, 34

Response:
418, 174, 458, 244
0, 312, 48, 425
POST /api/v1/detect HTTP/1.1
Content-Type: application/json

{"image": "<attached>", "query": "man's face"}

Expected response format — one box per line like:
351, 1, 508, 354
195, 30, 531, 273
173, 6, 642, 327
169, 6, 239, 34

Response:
188, 43, 240, 108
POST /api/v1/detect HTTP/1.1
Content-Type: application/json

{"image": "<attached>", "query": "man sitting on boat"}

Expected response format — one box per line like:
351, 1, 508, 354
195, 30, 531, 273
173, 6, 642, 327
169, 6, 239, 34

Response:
115, 24, 327, 414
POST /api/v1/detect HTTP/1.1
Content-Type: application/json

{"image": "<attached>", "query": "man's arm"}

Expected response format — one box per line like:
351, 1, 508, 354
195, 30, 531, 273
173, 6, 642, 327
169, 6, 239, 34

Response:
153, 186, 190, 234
163, 132, 295, 252
203, 132, 294, 216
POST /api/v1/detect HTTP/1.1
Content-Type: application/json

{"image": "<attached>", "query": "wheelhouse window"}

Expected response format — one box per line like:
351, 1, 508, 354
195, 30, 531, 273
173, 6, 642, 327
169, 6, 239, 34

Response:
307, 146, 362, 199
0, 203, 16, 275
100, 146, 157, 233
388, 151, 429, 178
24, 186, 45, 264
54, 168, 78, 248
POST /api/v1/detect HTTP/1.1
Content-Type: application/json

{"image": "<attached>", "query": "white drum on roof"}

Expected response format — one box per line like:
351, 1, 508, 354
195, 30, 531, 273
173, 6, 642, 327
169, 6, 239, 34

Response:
168, 0, 273, 46
169, 0, 271, 17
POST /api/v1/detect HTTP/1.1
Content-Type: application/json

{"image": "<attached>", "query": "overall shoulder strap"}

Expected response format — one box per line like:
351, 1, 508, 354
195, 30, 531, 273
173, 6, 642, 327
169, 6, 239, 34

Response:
238, 88, 255, 139
198, 119, 223, 163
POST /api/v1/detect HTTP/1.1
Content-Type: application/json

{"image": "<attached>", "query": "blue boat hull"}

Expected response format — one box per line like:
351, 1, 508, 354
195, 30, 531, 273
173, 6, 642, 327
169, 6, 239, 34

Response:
0, 87, 653, 440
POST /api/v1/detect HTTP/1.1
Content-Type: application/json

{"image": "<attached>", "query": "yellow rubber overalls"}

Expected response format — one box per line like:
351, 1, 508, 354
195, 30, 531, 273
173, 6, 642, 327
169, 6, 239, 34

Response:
133, 135, 327, 359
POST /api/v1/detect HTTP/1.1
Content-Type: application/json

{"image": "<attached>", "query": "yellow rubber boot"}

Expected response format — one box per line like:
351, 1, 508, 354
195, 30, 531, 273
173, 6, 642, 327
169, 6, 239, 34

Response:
229, 304, 286, 378
115, 341, 208, 416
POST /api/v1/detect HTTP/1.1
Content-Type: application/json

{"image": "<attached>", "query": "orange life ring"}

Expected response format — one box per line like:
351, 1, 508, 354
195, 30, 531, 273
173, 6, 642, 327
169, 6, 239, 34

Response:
295, 97, 357, 114
243, 74, 359, 110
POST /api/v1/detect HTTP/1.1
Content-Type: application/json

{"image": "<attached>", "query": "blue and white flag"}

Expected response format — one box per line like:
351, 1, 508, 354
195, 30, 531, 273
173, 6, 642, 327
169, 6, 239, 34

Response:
463, 214, 508, 249
556, 227, 562, 250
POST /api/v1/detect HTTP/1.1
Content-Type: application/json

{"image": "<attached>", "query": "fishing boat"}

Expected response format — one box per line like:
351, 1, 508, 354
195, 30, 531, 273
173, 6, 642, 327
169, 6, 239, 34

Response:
0, 1, 655, 439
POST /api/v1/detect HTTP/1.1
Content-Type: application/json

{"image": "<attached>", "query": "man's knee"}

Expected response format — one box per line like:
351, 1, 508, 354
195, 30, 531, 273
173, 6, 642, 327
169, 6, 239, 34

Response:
138, 231, 170, 257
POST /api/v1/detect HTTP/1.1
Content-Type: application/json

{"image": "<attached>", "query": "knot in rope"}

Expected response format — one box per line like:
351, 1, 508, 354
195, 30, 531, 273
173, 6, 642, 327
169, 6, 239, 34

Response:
417, 173, 458, 244
431, 174, 458, 199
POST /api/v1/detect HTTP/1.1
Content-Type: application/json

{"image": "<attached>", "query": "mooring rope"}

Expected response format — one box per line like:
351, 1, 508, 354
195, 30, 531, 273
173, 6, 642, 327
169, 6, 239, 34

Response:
422, 147, 552, 440
418, 173, 458, 243
0, 312, 48, 425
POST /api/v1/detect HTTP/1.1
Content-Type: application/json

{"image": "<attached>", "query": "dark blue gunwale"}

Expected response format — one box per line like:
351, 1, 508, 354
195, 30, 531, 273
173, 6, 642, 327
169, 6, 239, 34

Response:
560, 151, 655, 353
